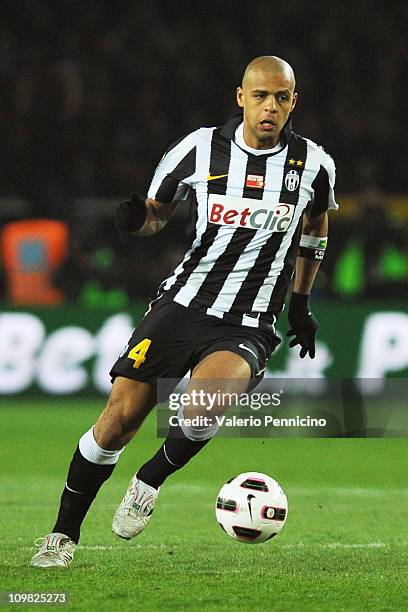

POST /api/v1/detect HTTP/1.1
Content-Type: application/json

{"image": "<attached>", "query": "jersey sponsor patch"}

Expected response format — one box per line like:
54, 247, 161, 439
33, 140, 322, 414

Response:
246, 174, 264, 189
207, 194, 294, 232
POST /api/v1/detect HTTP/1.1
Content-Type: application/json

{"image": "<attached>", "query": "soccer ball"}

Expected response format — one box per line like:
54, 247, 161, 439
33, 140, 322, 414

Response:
215, 471, 288, 544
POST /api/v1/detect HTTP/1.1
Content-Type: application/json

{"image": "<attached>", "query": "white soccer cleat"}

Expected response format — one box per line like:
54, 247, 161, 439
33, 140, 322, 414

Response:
112, 475, 159, 540
31, 533, 76, 568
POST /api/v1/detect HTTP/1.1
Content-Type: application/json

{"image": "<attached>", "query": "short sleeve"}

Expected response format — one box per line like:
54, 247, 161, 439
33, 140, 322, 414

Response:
309, 151, 338, 215
147, 131, 197, 203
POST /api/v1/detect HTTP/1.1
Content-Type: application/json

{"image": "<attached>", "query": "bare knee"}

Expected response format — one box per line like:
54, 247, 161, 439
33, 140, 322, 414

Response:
184, 351, 251, 420
93, 377, 156, 450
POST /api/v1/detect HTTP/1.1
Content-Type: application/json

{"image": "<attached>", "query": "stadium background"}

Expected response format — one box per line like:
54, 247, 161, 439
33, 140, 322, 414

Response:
1, 2, 407, 610
1, 0, 407, 394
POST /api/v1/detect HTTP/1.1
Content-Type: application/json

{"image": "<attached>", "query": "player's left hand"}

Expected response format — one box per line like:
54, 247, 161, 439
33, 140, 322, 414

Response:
286, 292, 319, 359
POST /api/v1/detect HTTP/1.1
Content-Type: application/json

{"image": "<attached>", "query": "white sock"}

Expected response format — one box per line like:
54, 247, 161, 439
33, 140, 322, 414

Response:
78, 427, 124, 465
177, 406, 219, 441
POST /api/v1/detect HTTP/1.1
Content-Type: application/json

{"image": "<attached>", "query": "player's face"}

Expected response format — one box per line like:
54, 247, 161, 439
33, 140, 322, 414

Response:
236, 68, 297, 149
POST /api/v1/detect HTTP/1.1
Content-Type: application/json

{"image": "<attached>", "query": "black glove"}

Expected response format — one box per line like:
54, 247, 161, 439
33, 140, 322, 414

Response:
115, 193, 147, 243
286, 292, 319, 359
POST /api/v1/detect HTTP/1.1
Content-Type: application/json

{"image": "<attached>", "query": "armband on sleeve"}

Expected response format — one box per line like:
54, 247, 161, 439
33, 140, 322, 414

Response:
298, 234, 328, 261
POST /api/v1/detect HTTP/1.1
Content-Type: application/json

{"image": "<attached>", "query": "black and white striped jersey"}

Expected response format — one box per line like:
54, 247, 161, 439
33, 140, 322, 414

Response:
147, 114, 338, 331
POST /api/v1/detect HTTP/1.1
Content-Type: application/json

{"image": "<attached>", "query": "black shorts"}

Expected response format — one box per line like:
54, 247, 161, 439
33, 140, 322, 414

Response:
110, 298, 281, 393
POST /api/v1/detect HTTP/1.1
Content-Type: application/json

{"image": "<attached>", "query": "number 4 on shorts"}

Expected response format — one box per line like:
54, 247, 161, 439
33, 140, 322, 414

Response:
127, 338, 151, 369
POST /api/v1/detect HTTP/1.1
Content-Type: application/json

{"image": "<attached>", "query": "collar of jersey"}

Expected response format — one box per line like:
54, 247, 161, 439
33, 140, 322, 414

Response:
219, 112, 293, 157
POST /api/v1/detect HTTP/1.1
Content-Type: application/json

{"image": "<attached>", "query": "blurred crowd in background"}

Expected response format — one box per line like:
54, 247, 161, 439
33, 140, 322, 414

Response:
0, 0, 407, 307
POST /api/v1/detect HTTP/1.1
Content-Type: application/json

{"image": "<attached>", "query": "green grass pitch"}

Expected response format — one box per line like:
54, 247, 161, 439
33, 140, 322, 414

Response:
1, 398, 407, 611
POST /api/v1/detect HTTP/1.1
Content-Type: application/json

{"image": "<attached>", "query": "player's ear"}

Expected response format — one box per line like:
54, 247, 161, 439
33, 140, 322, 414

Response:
236, 86, 244, 108
291, 92, 298, 112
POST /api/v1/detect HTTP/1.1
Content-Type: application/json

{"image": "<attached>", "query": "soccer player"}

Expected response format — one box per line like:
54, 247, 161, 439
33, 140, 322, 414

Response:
32, 56, 337, 567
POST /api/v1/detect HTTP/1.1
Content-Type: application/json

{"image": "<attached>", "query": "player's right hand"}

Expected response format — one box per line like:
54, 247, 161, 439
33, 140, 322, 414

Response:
115, 193, 147, 243
286, 292, 319, 359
